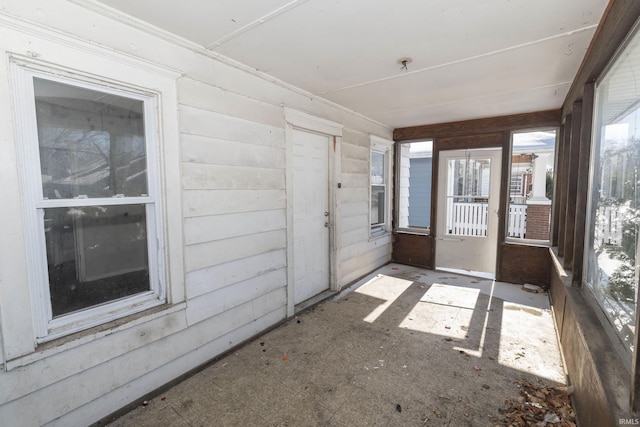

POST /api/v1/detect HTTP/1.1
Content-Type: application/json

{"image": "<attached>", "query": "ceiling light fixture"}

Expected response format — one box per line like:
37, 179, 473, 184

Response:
397, 57, 413, 71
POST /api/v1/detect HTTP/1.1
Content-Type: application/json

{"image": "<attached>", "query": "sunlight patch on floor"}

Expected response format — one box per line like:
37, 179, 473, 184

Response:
399, 284, 480, 339
354, 274, 414, 323
498, 302, 565, 383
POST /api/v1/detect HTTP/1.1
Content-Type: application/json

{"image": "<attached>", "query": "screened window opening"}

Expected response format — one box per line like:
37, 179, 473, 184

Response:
397, 140, 433, 232
508, 130, 556, 240
585, 24, 640, 370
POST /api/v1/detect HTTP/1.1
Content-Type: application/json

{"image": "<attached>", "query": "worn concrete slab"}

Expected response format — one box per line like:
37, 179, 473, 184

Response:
107, 264, 566, 426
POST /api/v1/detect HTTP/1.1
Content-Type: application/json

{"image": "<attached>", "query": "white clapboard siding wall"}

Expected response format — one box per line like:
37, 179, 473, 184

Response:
338, 129, 393, 286
0, 1, 393, 426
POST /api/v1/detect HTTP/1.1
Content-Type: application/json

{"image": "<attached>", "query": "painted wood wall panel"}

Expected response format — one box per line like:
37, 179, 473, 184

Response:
186, 269, 286, 325
187, 249, 287, 299
183, 189, 286, 217
182, 163, 285, 190
341, 158, 369, 174
341, 214, 369, 234
181, 134, 285, 169
341, 201, 370, 219
184, 229, 287, 272
180, 105, 284, 148
184, 209, 286, 246
341, 172, 369, 189
177, 77, 284, 127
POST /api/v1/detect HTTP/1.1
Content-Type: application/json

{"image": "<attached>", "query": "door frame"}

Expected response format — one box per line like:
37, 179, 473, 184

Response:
434, 148, 502, 277
284, 107, 343, 317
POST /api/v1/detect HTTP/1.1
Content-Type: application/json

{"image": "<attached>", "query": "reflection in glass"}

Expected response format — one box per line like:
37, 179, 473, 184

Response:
371, 185, 385, 225
44, 205, 150, 316
398, 140, 432, 229
34, 78, 147, 199
586, 29, 640, 368
371, 151, 386, 227
445, 157, 490, 237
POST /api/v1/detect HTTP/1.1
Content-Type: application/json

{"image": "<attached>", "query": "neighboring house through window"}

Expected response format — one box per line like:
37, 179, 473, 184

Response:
396, 139, 433, 233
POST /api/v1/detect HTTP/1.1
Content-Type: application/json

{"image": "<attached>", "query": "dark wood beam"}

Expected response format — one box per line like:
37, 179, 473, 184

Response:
557, 115, 572, 257
571, 83, 595, 286
393, 109, 561, 141
562, 0, 640, 119
563, 102, 583, 269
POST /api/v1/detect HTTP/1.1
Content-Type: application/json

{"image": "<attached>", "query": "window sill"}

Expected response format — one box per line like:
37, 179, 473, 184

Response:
504, 238, 551, 248
395, 229, 431, 237
5, 302, 186, 371
369, 230, 391, 242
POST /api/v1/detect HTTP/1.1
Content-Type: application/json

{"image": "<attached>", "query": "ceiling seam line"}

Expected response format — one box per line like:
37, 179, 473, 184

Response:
205, 0, 311, 49
316, 25, 598, 96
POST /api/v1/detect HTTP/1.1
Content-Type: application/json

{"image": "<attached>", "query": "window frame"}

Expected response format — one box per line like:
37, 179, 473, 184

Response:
394, 139, 434, 235
369, 136, 393, 237
505, 127, 558, 244
12, 63, 167, 342
582, 22, 640, 372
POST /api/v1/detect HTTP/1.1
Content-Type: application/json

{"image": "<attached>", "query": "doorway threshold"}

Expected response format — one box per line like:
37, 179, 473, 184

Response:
294, 289, 336, 314
436, 267, 495, 280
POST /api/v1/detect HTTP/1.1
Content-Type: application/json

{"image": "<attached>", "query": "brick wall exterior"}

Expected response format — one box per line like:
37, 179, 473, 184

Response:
526, 203, 551, 240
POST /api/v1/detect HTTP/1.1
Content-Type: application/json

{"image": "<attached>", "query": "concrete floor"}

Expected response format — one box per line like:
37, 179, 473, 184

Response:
108, 263, 566, 426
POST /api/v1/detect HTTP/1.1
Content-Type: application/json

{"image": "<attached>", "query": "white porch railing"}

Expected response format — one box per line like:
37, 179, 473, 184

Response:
446, 201, 527, 238
508, 204, 527, 238
446, 201, 489, 236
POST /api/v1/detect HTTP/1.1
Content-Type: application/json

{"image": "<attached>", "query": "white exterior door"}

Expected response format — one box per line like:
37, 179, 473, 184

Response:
292, 129, 330, 304
436, 149, 502, 277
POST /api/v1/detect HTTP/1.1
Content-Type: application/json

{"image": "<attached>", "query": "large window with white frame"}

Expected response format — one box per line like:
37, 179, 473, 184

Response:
370, 136, 393, 236
13, 66, 166, 342
585, 23, 640, 371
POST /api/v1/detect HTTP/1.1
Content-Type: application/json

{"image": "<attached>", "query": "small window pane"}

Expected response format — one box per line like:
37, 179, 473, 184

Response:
371, 151, 385, 185
44, 204, 150, 317
371, 185, 385, 225
398, 140, 432, 230
34, 78, 147, 199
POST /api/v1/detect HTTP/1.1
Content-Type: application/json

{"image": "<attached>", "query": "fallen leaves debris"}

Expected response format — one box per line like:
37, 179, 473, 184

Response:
500, 379, 576, 426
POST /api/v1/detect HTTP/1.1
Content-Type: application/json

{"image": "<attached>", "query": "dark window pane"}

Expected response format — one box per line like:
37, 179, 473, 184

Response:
371, 185, 385, 225
34, 78, 147, 199
44, 205, 150, 317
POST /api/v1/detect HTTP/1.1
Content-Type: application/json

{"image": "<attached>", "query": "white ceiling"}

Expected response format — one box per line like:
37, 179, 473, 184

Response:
93, 0, 609, 129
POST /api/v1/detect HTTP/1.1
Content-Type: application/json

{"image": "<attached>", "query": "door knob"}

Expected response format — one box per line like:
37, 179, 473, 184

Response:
325, 222, 330, 228
324, 211, 329, 216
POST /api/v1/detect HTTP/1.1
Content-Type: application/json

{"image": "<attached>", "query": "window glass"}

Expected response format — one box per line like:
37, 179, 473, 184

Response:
508, 130, 556, 240
397, 140, 432, 230
34, 78, 148, 199
585, 26, 640, 367
445, 157, 491, 237
371, 151, 386, 226
45, 205, 150, 317
25, 74, 160, 340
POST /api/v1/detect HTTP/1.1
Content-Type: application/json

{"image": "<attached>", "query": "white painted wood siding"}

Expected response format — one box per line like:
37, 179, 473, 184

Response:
0, 1, 393, 425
